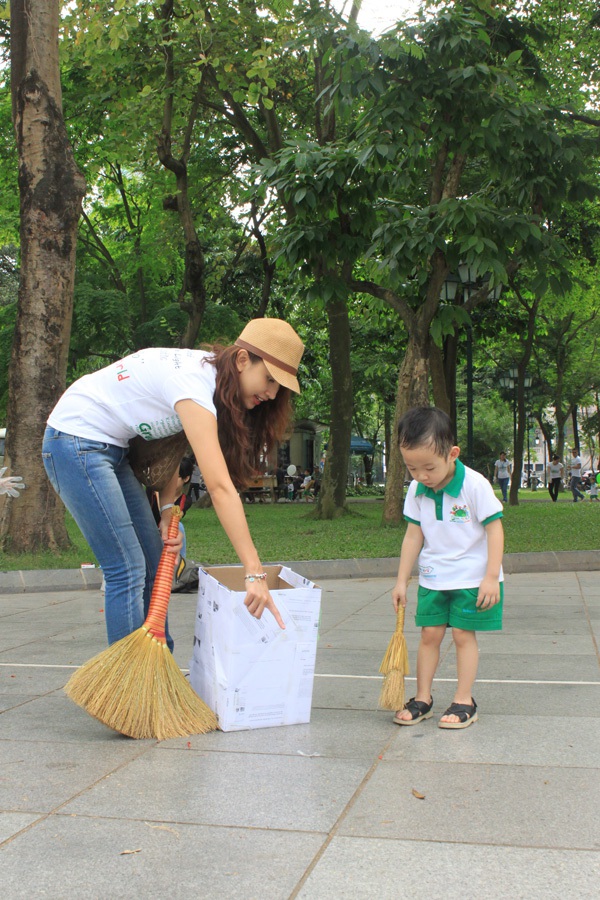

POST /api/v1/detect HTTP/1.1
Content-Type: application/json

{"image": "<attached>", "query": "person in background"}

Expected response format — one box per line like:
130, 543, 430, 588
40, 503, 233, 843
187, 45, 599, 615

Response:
569, 447, 585, 502
301, 468, 315, 501
189, 459, 203, 501
547, 454, 564, 503
275, 464, 286, 501
493, 451, 512, 503
292, 468, 304, 500
42, 318, 305, 649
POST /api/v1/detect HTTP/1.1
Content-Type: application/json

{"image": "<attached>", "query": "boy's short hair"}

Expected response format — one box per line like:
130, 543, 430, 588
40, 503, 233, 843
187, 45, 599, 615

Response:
397, 406, 455, 458
179, 456, 194, 480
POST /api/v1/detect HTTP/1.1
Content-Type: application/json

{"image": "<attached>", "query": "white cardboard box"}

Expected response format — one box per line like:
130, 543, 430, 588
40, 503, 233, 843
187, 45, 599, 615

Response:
189, 565, 321, 731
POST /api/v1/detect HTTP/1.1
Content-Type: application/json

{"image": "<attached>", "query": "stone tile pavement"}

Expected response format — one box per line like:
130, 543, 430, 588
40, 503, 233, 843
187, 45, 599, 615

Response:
0, 565, 599, 898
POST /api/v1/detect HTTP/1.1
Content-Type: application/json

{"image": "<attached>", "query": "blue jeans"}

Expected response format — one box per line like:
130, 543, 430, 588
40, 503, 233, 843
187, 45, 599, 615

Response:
42, 427, 172, 649
497, 477, 509, 502
570, 476, 585, 502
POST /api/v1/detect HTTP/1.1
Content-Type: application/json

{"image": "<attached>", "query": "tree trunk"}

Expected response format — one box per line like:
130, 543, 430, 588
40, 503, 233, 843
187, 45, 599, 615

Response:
384, 404, 392, 479
571, 406, 580, 451
508, 297, 539, 506
1, 0, 86, 552
382, 335, 430, 525
429, 341, 452, 418
315, 295, 353, 519
157, 1, 207, 349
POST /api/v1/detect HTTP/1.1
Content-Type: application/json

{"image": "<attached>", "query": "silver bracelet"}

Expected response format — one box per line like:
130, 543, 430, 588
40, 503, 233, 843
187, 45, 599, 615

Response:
244, 573, 267, 582
160, 503, 174, 513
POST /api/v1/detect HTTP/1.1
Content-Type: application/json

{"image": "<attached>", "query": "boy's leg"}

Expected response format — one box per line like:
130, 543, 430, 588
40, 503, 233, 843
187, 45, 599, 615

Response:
439, 627, 479, 724
395, 625, 446, 719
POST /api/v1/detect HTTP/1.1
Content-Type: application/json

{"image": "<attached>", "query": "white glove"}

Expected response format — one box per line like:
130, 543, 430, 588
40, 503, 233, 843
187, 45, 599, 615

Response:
0, 467, 25, 497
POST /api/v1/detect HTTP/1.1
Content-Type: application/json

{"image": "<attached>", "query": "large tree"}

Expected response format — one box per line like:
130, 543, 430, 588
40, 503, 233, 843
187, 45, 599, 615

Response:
0, 0, 86, 551
241, 1, 596, 519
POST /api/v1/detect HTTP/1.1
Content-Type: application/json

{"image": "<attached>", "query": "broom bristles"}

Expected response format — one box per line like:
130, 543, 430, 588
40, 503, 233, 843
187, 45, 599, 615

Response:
65, 502, 217, 740
378, 631, 410, 676
379, 668, 406, 711
378, 604, 409, 710
65, 626, 217, 740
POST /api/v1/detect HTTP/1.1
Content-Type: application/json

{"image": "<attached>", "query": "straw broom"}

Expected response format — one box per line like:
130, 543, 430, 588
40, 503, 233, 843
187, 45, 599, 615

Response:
65, 504, 217, 739
378, 605, 410, 710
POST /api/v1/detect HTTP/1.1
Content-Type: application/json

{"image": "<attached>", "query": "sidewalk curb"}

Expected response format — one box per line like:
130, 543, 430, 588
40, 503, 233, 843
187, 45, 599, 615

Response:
2, 550, 600, 594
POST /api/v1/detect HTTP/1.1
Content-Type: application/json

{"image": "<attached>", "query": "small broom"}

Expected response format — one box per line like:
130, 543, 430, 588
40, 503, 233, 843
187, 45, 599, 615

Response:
65, 502, 217, 739
378, 604, 410, 710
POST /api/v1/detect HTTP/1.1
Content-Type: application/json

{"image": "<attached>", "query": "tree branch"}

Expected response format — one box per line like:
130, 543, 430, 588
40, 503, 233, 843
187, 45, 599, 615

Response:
79, 210, 126, 292
347, 277, 418, 332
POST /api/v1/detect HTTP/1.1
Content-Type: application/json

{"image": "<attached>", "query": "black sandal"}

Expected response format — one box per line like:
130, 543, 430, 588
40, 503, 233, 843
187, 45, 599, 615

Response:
438, 698, 478, 729
393, 696, 433, 726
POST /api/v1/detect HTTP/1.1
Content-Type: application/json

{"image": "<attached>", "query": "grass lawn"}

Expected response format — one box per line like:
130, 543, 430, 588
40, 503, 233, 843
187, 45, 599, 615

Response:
1, 491, 598, 571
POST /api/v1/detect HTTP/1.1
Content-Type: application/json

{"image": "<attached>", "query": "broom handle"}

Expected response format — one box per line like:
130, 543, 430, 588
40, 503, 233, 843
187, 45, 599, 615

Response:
144, 502, 183, 638
395, 605, 405, 634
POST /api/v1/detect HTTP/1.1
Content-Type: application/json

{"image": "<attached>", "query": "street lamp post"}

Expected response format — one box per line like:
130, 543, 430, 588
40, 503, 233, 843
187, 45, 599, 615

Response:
498, 370, 517, 457
527, 413, 533, 488
441, 266, 502, 469
499, 368, 532, 487
509, 366, 518, 452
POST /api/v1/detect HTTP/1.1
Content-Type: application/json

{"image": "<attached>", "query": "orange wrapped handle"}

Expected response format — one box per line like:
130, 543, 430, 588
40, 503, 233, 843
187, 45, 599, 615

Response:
144, 505, 182, 641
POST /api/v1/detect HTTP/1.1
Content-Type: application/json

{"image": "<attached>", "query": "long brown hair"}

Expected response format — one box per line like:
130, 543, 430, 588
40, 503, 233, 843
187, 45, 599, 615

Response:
207, 344, 293, 488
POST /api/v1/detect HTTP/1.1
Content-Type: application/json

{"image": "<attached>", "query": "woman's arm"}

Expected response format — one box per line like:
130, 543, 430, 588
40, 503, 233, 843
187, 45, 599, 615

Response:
175, 399, 285, 628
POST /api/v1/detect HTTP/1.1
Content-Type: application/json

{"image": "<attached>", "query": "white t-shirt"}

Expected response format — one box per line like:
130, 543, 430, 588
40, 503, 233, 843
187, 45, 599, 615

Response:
403, 459, 504, 590
570, 455, 582, 476
47, 349, 217, 447
548, 461, 563, 479
494, 458, 511, 478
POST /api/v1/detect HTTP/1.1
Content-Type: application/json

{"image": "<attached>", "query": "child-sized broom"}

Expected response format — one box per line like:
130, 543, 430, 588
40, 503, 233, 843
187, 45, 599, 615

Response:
378, 604, 410, 710
65, 502, 217, 739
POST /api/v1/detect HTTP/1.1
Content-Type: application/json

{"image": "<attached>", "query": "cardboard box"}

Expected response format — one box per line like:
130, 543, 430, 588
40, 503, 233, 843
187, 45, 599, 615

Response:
189, 565, 321, 731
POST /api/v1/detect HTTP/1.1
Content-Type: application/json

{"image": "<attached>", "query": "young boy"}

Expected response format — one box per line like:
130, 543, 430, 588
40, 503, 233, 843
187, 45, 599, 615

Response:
392, 407, 504, 729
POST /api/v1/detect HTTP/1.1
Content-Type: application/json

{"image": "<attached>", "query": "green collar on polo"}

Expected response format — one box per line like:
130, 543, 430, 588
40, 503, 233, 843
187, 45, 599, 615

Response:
415, 457, 465, 500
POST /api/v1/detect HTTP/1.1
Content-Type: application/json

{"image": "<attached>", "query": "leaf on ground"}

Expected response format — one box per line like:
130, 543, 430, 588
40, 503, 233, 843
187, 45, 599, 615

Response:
411, 788, 426, 800
145, 823, 180, 836
120, 849, 142, 855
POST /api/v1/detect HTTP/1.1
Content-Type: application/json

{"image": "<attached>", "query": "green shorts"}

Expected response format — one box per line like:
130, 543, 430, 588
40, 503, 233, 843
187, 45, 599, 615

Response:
415, 584, 504, 632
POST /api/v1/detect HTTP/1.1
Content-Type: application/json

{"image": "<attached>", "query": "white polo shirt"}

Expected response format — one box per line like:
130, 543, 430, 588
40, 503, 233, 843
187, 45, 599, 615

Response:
403, 459, 503, 590
48, 348, 217, 447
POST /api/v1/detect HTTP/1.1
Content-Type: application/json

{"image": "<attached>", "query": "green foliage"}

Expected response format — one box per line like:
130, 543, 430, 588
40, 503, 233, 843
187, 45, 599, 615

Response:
457, 392, 514, 476
1, 0, 599, 501
3, 496, 600, 570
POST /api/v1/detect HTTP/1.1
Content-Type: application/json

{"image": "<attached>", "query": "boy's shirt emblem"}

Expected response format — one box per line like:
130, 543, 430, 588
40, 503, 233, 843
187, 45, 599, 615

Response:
450, 504, 471, 523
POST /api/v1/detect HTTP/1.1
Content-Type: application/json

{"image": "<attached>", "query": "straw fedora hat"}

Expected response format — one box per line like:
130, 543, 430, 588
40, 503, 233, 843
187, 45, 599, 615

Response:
235, 318, 305, 393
